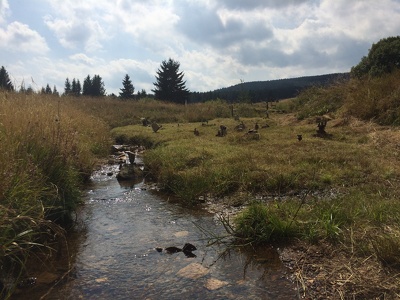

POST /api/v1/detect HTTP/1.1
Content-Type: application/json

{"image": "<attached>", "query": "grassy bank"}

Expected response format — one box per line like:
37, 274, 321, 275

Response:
111, 74, 400, 298
0, 92, 111, 297
114, 113, 400, 297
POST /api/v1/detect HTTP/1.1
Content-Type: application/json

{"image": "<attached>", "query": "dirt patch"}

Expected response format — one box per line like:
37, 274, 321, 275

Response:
278, 240, 400, 299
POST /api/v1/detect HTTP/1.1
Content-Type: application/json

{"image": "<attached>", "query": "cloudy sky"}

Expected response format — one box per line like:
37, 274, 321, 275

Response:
1, 0, 399, 95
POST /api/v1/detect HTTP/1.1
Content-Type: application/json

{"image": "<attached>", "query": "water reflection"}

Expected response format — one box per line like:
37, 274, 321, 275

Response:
13, 165, 297, 300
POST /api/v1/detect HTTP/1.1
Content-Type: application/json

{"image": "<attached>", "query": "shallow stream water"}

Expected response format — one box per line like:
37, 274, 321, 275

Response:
13, 162, 297, 299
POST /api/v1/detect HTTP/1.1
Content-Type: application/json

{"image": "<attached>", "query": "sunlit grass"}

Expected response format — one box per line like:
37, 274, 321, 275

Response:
112, 102, 400, 272
0, 91, 111, 296
113, 112, 398, 199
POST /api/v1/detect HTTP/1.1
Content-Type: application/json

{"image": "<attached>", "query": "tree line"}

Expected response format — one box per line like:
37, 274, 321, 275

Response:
1, 36, 400, 103
0, 58, 190, 104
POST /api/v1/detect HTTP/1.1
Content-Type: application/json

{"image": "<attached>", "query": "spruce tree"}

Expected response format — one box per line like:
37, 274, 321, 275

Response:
72, 78, 77, 95
137, 89, 147, 99
64, 78, 72, 95
82, 75, 92, 96
45, 84, 52, 94
53, 85, 59, 96
119, 74, 135, 99
92, 75, 106, 96
152, 58, 190, 104
75, 79, 81, 96
71, 78, 81, 96
0, 66, 14, 91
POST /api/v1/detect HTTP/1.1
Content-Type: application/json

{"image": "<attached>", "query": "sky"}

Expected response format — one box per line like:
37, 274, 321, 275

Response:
1, 0, 400, 95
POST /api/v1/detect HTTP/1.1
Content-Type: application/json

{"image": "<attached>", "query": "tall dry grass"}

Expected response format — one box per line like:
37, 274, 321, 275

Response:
0, 91, 111, 296
291, 69, 400, 125
64, 96, 267, 128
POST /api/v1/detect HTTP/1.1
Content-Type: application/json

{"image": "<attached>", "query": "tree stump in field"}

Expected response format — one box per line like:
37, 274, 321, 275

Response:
151, 122, 162, 133
314, 116, 333, 139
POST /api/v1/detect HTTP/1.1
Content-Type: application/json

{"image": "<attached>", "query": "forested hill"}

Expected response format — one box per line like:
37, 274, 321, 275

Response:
190, 72, 350, 103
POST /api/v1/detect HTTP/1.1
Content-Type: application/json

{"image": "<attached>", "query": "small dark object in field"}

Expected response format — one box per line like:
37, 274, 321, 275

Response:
201, 119, 209, 126
141, 117, 150, 126
216, 125, 227, 137
314, 116, 333, 139
194, 128, 199, 136
234, 121, 246, 131
297, 134, 302, 141
151, 122, 162, 133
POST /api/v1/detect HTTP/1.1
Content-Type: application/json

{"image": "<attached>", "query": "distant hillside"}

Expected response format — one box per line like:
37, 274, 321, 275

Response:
190, 73, 350, 103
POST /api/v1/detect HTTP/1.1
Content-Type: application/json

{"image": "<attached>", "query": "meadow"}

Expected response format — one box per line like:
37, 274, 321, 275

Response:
1, 70, 400, 298
111, 72, 400, 298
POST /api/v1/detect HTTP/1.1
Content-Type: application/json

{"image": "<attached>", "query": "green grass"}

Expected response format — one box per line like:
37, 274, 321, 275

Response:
112, 112, 397, 199
233, 201, 296, 244
111, 96, 400, 270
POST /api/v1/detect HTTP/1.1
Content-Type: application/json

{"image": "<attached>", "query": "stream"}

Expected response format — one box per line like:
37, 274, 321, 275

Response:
13, 159, 298, 299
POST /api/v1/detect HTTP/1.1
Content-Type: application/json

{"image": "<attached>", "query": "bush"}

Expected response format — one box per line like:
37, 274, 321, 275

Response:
351, 36, 400, 78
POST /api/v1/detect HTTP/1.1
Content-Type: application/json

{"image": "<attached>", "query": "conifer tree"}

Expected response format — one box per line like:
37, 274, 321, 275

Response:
137, 89, 147, 99
45, 84, 52, 94
119, 74, 135, 99
71, 78, 81, 96
92, 75, 106, 96
0, 66, 14, 91
152, 58, 190, 104
53, 85, 59, 96
64, 78, 72, 95
82, 75, 92, 96
76, 79, 81, 96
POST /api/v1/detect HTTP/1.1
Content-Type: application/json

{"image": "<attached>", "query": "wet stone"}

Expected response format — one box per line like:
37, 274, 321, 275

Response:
36, 272, 59, 284
95, 277, 108, 283
176, 263, 209, 280
205, 278, 229, 291
174, 231, 189, 237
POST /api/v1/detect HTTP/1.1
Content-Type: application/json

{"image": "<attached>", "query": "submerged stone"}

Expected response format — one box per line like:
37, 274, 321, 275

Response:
176, 263, 209, 280
205, 278, 229, 290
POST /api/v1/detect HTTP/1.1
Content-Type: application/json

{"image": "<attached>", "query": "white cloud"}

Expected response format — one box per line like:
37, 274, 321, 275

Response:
0, 0, 10, 24
103, 0, 180, 58
43, 14, 107, 52
0, 21, 49, 53
69, 53, 98, 66
2, 0, 400, 95
217, 0, 309, 10
179, 49, 244, 91
319, 0, 400, 41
